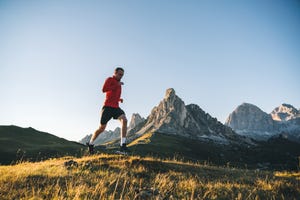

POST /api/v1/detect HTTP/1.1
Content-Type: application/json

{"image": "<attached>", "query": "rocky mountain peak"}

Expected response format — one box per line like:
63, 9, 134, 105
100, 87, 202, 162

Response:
134, 88, 242, 144
238, 103, 262, 112
161, 88, 183, 112
164, 88, 176, 100
225, 102, 300, 142
271, 103, 300, 121
144, 88, 187, 133
128, 113, 145, 130
225, 102, 274, 132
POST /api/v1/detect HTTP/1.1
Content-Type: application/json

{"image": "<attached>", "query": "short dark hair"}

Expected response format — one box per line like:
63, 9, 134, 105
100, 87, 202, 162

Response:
115, 67, 124, 72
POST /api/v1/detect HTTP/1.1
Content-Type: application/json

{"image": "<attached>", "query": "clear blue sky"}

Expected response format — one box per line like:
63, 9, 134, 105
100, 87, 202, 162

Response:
1, 0, 299, 141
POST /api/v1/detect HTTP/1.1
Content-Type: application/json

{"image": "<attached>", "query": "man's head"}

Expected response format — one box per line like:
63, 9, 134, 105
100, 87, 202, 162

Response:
114, 67, 124, 81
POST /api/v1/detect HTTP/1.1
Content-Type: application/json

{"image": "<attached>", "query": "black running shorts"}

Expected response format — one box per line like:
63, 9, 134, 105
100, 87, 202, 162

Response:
100, 106, 125, 125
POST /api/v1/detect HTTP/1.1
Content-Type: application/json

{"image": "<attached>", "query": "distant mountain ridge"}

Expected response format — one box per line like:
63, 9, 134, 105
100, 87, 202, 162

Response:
132, 88, 248, 145
271, 103, 300, 121
225, 103, 300, 142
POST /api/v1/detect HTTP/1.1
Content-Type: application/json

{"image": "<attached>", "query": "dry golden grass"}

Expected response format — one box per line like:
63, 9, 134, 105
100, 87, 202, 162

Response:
0, 153, 299, 199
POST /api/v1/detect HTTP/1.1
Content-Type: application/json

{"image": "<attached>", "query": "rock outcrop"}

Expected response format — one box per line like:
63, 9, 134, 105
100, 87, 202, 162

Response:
134, 88, 245, 144
225, 103, 275, 132
271, 104, 300, 121
128, 113, 145, 131
225, 103, 300, 142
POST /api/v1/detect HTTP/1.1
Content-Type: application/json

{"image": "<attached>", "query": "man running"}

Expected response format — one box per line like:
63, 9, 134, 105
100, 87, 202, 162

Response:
87, 67, 128, 154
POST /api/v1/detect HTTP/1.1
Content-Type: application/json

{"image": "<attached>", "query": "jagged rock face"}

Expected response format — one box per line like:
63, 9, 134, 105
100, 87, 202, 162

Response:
137, 88, 242, 144
186, 104, 238, 140
145, 88, 188, 135
225, 103, 300, 142
271, 104, 300, 121
128, 113, 145, 131
225, 103, 275, 132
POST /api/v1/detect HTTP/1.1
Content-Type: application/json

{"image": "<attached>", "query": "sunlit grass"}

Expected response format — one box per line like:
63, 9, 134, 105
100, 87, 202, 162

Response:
0, 153, 299, 199
275, 171, 300, 180
128, 132, 153, 146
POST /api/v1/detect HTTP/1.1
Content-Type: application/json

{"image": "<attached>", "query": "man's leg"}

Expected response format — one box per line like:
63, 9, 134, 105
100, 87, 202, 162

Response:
90, 106, 110, 145
87, 124, 106, 154
118, 114, 127, 146
90, 124, 106, 144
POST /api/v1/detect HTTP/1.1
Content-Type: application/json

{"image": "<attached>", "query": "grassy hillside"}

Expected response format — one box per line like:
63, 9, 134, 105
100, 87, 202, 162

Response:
0, 125, 84, 164
126, 132, 300, 170
0, 153, 299, 199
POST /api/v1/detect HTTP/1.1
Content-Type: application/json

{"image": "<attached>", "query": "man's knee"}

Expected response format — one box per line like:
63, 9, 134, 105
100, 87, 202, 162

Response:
119, 115, 127, 124
99, 124, 106, 131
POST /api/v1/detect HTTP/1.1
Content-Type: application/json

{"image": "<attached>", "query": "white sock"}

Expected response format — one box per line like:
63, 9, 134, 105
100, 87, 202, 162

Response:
120, 137, 126, 146
89, 138, 95, 145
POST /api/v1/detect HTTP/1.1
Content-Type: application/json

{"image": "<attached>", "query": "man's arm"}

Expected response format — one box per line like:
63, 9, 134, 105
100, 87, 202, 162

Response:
102, 78, 119, 93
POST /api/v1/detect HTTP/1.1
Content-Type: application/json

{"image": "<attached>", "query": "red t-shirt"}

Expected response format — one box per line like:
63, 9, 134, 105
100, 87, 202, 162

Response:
102, 77, 122, 108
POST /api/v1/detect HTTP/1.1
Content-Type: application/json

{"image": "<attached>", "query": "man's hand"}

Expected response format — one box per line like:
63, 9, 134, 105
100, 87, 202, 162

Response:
119, 98, 124, 103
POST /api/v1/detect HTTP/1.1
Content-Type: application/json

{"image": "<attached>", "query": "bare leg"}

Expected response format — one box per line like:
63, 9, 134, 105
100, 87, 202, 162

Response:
90, 124, 106, 144
118, 114, 127, 140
